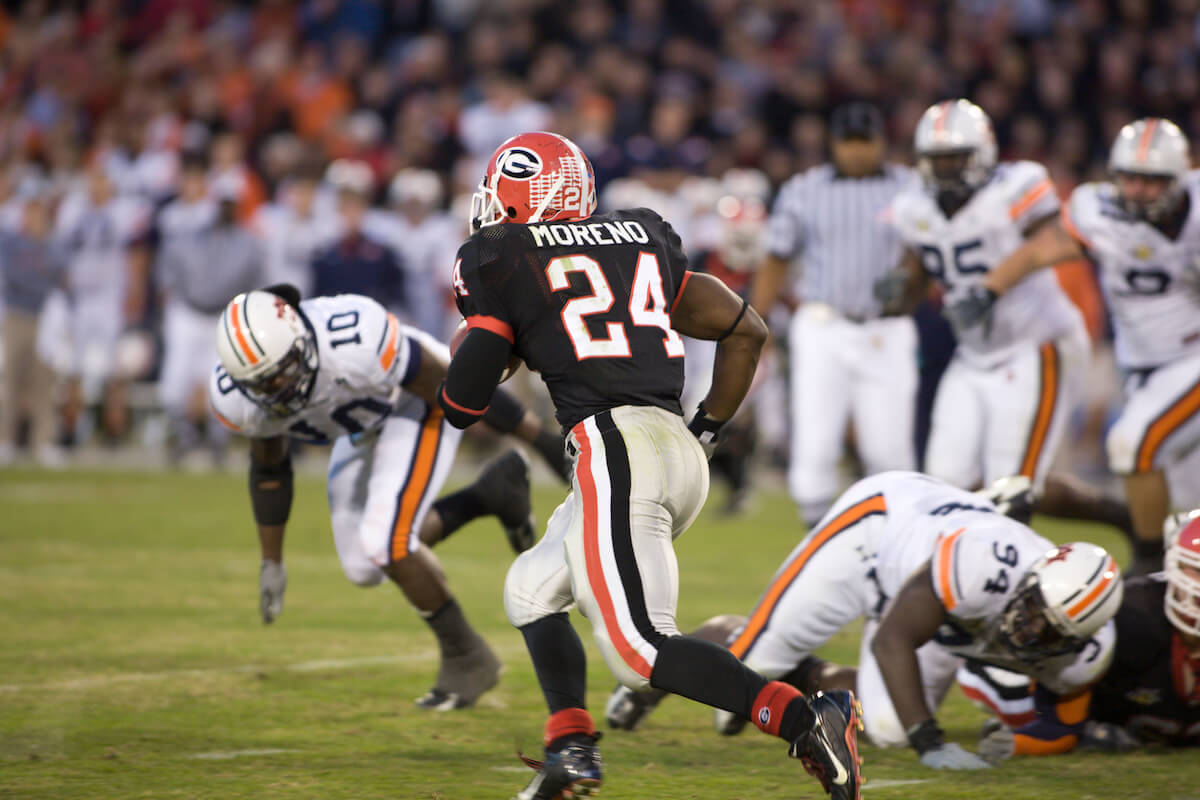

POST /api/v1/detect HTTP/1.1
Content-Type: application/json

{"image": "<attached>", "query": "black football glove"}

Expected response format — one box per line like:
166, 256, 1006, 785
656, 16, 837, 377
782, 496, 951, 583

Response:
946, 286, 997, 331
873, 269, 911, 314
687, 403, 726, 459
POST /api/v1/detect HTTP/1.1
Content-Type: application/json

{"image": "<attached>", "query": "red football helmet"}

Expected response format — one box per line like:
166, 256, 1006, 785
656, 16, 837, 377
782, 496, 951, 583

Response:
470, 131, 597, 232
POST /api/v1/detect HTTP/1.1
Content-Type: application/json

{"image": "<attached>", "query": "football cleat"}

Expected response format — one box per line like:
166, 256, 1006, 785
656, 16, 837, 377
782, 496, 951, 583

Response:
514, 735, 603, 800
789, 690, 864, 800
415, 637, 500, 711
604, 684, 667, 731
475, 449, 537, 553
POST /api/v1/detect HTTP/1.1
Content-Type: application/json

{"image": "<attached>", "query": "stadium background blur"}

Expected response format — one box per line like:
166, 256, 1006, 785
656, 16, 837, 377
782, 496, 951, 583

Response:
0, 0, 1198, 475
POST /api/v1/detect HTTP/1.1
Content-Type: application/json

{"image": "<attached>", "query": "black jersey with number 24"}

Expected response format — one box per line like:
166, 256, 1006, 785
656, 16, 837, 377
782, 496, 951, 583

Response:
452, 208, 691, 432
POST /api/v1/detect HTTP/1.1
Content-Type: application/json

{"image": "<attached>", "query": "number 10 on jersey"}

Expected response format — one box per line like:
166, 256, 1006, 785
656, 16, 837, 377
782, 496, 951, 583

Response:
546, 252, 685, 360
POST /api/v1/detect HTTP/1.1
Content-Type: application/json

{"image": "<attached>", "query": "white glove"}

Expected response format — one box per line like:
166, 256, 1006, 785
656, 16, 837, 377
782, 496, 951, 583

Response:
259, 560, 287, 624
920, 742, 992, 770
977, 719, 1015, 764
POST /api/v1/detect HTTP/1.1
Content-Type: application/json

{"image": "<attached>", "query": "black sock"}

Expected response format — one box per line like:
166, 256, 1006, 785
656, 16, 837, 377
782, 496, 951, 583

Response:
423, 599, 478, 658
431, 487, 488, 543
520, 613, 588, 713
650, 635, 813, 734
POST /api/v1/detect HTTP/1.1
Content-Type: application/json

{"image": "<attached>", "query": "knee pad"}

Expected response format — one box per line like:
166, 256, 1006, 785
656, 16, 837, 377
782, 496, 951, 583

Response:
341, 560, 385, 587
862, 707, 908, 748
1105, 420, 1138, 474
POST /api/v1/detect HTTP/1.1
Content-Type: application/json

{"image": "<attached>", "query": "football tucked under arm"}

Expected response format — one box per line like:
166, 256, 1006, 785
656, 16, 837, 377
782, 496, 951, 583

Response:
439, 321, 522, 429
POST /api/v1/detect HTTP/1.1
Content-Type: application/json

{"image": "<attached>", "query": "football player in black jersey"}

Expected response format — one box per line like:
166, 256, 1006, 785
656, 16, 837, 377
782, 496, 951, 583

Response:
977, 511, 1200, 760
437, 132, 864, 800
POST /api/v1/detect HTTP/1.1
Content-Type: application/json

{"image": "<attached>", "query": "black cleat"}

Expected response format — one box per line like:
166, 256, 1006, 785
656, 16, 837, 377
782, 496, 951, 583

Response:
514, 735, 603, 800
604, 684, 667, 731
789, 690, 864, 800
475, 449, 536, 553
414, 637, 500, 711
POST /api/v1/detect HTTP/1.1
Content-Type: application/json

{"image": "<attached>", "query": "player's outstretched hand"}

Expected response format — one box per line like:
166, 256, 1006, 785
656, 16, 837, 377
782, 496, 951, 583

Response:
872, 269, 910, 314
260, 560, 287, 624
919, 743, 992, 770
976, 718, 1015, 764
945, 286, 997, 331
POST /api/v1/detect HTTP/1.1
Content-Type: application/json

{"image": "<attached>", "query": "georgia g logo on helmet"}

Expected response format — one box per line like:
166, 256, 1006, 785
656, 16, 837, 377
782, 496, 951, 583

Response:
496, 147, 542, 181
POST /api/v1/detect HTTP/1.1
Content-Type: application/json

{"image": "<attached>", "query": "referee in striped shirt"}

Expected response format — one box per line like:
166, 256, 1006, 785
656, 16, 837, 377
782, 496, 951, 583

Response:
750, 102, 921, 527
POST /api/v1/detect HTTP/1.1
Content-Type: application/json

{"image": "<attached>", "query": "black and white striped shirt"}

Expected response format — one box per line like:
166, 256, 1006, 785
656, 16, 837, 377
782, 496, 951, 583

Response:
765, 163, 918, 320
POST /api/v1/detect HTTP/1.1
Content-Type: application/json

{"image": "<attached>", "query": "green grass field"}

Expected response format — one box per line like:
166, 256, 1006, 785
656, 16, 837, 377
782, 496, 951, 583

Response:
0, 466, 1194, 799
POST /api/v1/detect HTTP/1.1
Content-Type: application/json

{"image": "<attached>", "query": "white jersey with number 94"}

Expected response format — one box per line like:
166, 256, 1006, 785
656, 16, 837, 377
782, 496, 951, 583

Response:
209, 294, 431, 443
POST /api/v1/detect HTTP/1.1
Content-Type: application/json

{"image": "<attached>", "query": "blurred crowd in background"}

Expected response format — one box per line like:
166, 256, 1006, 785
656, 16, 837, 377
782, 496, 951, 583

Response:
0, 0, 1197, 477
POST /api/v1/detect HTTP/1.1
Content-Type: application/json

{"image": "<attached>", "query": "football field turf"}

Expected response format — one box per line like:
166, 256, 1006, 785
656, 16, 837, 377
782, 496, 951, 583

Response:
1, 467, 1193, 799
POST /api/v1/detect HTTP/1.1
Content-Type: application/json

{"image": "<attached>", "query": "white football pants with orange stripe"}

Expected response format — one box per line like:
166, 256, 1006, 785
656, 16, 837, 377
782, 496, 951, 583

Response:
787, 304, 918, 519
326, 397, 462, 586
925, 330, 1088, 493
504, 405, 708, 691
1106, 350, 1200, 486
719, 488, 960, 746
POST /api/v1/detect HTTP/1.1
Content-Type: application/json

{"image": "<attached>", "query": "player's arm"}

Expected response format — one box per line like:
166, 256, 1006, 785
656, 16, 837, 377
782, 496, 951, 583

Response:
671, 272, 768, 428
872, 562, 991, 768
983, 215, 1084, 296
874, 248, 929, 315
249, 435, 291, 624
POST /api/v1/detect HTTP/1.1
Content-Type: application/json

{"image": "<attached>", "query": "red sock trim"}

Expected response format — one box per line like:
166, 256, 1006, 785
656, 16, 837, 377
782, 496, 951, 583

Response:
752, 681, 803, 737
544, 708, 596, 748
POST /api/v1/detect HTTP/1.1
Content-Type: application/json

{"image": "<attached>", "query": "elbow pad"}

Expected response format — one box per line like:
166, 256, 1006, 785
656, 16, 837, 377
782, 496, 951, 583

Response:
249, 455, 294, 526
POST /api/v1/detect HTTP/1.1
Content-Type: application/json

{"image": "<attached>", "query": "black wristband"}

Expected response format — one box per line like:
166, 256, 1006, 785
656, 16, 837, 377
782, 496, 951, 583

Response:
687, 402, 726, 446
716, 298, 749, 342
906, 718, 946, 755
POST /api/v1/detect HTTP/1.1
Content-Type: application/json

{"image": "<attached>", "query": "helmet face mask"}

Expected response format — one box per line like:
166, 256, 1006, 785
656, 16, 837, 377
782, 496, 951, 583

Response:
216, 291, 320, 419
1107, 118, 1191, 223
237, 334, 318, 417
913, 99, 997, 202
1165, 513, 1200, 640
994, 573, 1082, 662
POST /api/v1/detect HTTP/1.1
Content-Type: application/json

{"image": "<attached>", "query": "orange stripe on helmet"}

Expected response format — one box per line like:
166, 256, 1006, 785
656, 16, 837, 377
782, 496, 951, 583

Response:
1136, 118, 1160, 164
1066, 557, 1116, 619
933, 101, 952, 135
229, 301, 259, 366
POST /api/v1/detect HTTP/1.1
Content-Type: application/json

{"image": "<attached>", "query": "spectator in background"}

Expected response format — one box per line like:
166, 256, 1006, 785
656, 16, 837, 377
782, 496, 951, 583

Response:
311, 161, 405, 316
157, 177, 264, 466
157, 152, 216, 246
372, 168, 459, 339
53, 164, 150, 446
0, 195, 65, 466
254, 161, 338, 299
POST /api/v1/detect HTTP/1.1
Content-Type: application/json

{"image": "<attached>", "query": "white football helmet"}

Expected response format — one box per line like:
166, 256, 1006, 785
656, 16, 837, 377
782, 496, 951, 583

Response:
913, 99, 997, 194
996, 542, 1122, 661
216, 290, 318, 416
1164, 510, 1200, 638
1108, 117, 1191, 221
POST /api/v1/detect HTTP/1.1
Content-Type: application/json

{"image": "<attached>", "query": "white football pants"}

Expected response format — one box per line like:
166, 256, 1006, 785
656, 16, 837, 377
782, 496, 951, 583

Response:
159, 300, 221, 416
1106, 349, 1200, 476
926, 331, 1089, 492
504, 405, 709, 691
325, 397, 462, 586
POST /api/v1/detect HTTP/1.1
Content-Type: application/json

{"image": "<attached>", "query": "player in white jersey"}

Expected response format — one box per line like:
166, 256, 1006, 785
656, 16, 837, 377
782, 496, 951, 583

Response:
878, 100, 1089, 495
970, 118, 1200, 575
210, 285, 566, 710
605, 471, 1122, 770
